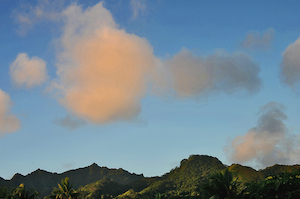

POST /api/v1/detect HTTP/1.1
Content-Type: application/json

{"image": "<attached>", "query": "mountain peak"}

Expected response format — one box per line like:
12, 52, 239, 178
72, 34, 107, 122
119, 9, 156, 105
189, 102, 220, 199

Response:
90, 163, 99, 167
180, 154, 224, 167
261, 164, 300, 177
29, 168, 52, 176
0, 176, 5, 182
162, 154, 226, 180
11, 173, 24, 180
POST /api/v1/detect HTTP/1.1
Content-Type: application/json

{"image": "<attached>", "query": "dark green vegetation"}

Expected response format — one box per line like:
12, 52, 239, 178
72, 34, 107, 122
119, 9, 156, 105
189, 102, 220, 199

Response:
1, 155, 300, 199
201, 169, 242, 199
0, 183, 38, 199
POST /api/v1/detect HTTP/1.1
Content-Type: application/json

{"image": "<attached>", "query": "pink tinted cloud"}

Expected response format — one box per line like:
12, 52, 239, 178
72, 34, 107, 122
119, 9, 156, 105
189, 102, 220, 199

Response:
10, 53, 48, 89
225, 102, 300, 168
52, 2, 157, 124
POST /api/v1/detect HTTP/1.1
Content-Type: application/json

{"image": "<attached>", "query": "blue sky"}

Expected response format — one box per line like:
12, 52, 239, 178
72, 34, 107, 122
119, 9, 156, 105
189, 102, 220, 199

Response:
1, 0, 300, 180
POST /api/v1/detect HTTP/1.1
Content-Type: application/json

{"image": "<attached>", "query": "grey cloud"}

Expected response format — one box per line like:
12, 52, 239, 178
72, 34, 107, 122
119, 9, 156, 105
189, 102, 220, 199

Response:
280, 37, 300, 87
163, 48, 261, 98
53, 115, 86, 130
255, 102, 287, 134
63, 162, 75, 169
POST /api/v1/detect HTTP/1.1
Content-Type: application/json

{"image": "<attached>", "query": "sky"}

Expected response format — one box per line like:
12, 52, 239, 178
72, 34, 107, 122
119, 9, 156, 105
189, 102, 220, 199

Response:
1, 0, 300, 180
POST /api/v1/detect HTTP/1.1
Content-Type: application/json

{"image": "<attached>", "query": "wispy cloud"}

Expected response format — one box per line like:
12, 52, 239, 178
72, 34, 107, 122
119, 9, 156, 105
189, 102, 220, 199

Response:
225, 102, 300, 168
280, 37, 300, 87
63, 162, 75, 169
53, 115, 85, 130
0, 89, 21, 136
130, 0, 147, 20
241, 28, 275, 51
10, 53, 48, 89
12, 0, 63, 35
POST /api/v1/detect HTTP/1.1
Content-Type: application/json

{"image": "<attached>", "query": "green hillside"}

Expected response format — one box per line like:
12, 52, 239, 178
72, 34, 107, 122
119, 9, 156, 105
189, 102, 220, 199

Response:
227, 164, 264, 183
260, 164, 300, 177
116, 155, 227, 198
77, 177, 130, 199
140, 155, 226, 198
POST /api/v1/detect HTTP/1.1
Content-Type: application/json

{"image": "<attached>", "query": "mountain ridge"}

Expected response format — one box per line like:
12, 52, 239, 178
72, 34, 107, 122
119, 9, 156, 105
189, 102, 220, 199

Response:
0, 163, 144, 197
2, 155, 300, 198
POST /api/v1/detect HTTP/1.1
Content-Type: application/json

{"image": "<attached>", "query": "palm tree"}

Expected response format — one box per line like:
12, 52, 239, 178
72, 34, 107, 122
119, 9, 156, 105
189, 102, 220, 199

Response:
201, 169, 242, 199
11, 184, 38, 199
45, 177, 79, 199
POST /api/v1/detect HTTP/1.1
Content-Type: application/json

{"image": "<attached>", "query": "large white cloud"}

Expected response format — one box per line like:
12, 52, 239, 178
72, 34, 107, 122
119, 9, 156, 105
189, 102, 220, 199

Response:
52, 2, 157, 124
10, 53, 48, 89
0, 89, 21, 135
225, 102, 300, 168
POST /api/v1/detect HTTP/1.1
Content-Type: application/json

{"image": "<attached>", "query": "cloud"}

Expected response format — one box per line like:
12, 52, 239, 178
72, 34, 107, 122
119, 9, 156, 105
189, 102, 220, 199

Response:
52, 2, 157, 124
130, 0, 147, 20
225, 102, 300, 168
53, 115, 85, 130
0, 89, 21, 136
47, 2, 261, 125
63, 162, 75, 169
12, 0, 63, 35
163, 48, 261, 98
241, 28, 275, 50
10, 53, 48, 89
280, 37, 300, 87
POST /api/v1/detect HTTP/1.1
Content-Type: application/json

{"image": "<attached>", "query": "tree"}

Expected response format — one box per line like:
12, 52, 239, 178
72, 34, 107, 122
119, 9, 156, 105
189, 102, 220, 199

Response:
11, 184, 38, 199
200, 169, 243, 199
45, 177, 79, 199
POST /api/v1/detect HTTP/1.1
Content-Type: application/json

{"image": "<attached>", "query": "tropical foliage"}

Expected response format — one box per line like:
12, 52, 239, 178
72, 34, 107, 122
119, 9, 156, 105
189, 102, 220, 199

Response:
243, 170, 300, 199
45, 177, 79, 199
200, 169, 300, 199
11, 184, 38, 199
